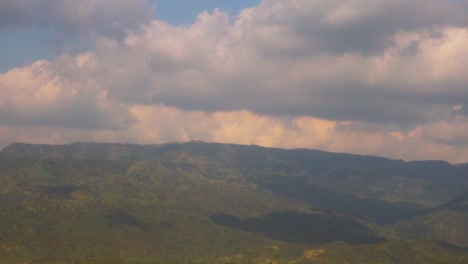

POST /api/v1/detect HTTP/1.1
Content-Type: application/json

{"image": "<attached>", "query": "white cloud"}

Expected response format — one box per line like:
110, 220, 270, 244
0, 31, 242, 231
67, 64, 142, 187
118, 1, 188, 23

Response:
82, 4, 467, 125
0, 58, 135, 129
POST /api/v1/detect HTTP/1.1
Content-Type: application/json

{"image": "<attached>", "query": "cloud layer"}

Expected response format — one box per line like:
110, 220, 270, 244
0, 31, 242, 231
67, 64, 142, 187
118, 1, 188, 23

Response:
0, 0, 154, 38
0, 0, 467, 162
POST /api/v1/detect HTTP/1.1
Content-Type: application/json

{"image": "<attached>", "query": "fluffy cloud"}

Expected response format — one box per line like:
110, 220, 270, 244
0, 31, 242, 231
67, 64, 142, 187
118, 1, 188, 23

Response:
241, 0, 468, 55
0, 0, 467, 162
0, 57, 135, 129
76, 2, 468, 126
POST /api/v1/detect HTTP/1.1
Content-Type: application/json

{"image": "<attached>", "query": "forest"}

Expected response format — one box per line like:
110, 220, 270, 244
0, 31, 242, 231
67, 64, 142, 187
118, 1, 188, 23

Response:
0, 142, 466, 263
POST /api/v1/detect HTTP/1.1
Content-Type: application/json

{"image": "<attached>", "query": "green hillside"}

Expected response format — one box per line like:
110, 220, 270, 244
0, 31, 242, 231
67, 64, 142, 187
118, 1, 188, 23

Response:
0, 142, 466, 263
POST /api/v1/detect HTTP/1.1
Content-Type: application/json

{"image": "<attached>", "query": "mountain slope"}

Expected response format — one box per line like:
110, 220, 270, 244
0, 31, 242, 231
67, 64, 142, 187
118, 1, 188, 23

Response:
0, 142, 467, 263
3, 141, 466, 206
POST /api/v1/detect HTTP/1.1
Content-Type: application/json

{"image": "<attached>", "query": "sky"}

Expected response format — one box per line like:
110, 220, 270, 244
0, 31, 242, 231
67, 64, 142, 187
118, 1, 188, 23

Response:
0, 0, 467, 163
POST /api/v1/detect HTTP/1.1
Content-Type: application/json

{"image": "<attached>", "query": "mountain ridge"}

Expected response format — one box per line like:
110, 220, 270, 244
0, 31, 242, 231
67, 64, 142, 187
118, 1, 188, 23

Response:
1, 141, 456, 164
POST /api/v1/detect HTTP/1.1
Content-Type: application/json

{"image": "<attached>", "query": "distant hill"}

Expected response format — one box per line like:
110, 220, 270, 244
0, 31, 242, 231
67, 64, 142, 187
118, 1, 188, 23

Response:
3, 141, 466, 208
0, 142, 466, 263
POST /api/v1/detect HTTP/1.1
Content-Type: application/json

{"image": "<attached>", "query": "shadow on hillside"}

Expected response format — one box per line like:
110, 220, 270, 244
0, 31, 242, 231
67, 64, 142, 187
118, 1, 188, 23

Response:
436, 241, 468, 252
256, 176, 431, 224
105, 209, 151, 231
439, 190, 468, 213
39, 185, 81, 197
210, 211, 386, 246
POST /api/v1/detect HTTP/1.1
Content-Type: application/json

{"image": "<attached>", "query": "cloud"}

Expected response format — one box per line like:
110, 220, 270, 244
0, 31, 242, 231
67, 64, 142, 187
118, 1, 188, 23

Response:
1, 105, 466, 163
0, 0, 467, 162
421, 116, 468, 147
0, 0, 154, 39
240, 0, 468, 55
80, 2, 468, 126
0, 56, 135, 129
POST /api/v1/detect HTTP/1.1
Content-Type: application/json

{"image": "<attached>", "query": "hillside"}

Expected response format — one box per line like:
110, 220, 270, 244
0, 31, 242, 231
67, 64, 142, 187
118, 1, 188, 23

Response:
0, 142, 467, 263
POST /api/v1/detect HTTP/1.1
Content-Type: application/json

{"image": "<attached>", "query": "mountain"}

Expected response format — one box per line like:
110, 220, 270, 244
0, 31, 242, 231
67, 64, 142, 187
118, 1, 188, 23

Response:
0, 142, 466, 263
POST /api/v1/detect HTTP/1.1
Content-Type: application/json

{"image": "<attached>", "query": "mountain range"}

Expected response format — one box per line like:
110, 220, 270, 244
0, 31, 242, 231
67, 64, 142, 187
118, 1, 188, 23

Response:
0, 141, 466, 263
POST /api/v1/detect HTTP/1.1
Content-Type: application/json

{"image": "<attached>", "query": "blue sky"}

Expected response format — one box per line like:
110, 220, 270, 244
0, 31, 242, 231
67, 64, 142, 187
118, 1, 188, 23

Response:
0, 28, 50, 72
0, 0, 467, 162
154, 0, 261, 25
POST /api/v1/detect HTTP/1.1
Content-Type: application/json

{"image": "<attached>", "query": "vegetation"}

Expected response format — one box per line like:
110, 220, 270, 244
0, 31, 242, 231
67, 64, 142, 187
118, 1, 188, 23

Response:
0, 142, 466, 263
